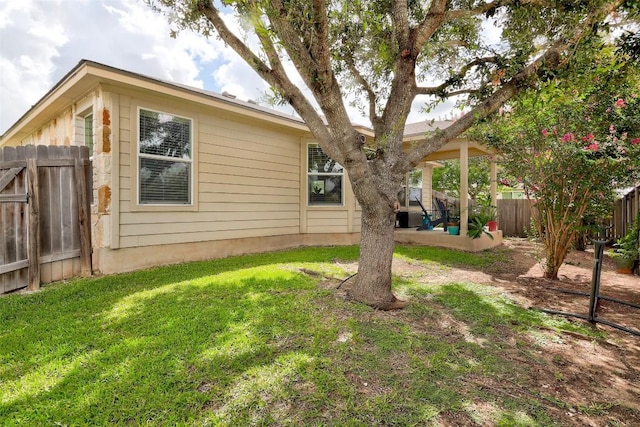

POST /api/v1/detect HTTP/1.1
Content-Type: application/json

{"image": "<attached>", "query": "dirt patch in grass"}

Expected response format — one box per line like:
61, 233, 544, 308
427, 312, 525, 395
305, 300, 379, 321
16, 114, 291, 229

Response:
436, 239, 639, 426
324, 239, 640, 426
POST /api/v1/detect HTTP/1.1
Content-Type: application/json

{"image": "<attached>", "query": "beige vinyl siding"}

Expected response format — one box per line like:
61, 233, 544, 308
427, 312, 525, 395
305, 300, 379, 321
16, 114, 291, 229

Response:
118, 100, 132, 240
304, 204, 361, 234
116, 93, 302, 249
351, 209, 362, 233
306, 209, 349, 233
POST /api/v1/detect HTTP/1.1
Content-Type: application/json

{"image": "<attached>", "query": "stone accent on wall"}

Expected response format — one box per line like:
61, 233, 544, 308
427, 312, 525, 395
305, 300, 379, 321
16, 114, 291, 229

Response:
91, 93, 114, 251
92, 213, 111, 253
99, 107, 111, 154
26, 108, 75, 146
92, 152, 111, 189
97, 185, 111, 213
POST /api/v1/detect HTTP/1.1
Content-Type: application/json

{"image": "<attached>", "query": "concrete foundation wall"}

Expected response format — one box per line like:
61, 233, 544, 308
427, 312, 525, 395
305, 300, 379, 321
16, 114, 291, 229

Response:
93, 232, 362, 275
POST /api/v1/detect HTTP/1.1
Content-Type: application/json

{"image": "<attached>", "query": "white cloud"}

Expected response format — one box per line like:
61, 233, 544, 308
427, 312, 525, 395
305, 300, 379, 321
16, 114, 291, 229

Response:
28, 21, 68, 47
101, 0, 222, 88
0, 0, 229, 134
0, 0, 25, 29
0, 0, 69, 133
0, 0, 454, 135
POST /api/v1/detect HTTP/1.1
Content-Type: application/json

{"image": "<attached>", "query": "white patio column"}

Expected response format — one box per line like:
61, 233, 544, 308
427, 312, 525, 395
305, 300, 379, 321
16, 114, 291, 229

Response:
490, 156, 498, 207
460, 141, 469, 236
421, 163, 433, 210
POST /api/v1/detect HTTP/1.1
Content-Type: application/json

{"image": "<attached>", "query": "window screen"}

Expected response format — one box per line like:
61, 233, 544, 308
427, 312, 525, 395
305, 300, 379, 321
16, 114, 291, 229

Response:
138, 108, 192, 205
308, 143, 343, 206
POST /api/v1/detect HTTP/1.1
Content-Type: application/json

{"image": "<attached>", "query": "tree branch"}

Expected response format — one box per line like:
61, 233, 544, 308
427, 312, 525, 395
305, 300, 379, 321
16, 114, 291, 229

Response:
197, 1, 333, 143
267, 0, 352, 136
377, 0, 450, 142
445, 88, 482, 97
267, 0, 323, 88
391, 0, 410, 48
411, 0, 449, 55
343, 56, 380, 127
400, 0, 624, 170
311, 0, 332, 78
415, 56, 499, 95
445, 0, 515, 21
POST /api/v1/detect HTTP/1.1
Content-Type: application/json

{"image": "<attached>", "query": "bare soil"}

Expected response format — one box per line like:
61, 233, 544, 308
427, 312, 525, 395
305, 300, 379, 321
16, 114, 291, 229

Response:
431, 239, 640, 426
338, 238, 640, 426
436, 238, 640, 426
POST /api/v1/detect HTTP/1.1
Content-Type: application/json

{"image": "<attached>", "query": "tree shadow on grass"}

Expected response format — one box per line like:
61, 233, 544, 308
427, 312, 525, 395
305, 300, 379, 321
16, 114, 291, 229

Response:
0, 264, 339, 425
4, 245, 627, 425
1, 261, 572, 426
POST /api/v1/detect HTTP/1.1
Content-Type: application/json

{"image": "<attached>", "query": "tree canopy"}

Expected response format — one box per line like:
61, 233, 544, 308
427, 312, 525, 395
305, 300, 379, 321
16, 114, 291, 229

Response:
148, 0, 639, 308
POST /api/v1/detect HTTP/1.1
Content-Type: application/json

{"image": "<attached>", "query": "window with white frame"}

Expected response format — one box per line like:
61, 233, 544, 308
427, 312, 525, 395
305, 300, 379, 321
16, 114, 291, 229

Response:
84, 114, 94, 155
75, 108, 95, 204
307, 143, 343, 206
398, 168, 422, 208
138, 108, 192, 205
408, 169, 423, 207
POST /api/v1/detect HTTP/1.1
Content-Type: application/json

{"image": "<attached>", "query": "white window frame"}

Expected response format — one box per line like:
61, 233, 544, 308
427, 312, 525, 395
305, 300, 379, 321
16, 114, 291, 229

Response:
307, 142, 344, 207
75, 104, 95, 205
137, 107, 193, 206
83, 113, 94, 157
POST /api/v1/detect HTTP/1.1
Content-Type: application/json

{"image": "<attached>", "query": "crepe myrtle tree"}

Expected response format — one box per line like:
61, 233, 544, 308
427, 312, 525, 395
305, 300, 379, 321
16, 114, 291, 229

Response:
148, 0, 635, 309
469, 47, 640, 280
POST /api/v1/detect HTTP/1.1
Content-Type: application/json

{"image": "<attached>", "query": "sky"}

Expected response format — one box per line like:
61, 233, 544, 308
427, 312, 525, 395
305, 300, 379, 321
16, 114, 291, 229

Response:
0, 0, 459, 136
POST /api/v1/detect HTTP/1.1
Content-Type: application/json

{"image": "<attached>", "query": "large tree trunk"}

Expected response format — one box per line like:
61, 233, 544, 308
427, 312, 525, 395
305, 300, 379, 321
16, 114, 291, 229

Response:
345, 196, 405, 310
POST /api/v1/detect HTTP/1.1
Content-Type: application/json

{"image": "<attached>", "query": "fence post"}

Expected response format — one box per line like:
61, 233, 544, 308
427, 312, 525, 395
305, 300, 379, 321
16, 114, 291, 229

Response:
27, 158, 40, 291
75, 158, 92, 276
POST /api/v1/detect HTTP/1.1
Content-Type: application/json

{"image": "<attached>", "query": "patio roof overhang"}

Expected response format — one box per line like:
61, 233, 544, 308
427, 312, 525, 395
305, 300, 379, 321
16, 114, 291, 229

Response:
401, 120, 496, 161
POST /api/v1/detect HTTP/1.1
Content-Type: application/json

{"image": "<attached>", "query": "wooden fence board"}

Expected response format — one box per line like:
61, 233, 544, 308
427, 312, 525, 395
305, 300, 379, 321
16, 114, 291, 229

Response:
27, 158, 40, 291
611, 185, 640, 240
0, 259, 29, 275
75, 153, 92, 276
497, 199, 531, 238
0, 168, 23, 192
14, 148, 28, 290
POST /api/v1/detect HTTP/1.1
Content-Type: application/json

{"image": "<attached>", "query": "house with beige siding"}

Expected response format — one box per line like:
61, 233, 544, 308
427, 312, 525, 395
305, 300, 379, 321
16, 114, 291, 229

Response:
0, 60, 500, 276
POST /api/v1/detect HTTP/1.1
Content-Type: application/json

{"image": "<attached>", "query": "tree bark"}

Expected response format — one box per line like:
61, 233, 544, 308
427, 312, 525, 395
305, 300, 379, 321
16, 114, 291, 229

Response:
346, 200, 404, 309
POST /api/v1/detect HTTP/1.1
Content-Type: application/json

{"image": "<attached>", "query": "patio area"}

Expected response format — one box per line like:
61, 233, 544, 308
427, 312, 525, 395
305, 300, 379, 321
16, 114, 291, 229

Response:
393, 120, 503, 252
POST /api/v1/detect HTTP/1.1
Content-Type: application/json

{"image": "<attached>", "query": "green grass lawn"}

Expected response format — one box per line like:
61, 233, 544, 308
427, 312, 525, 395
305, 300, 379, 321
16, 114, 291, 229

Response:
0, 245, 611, 426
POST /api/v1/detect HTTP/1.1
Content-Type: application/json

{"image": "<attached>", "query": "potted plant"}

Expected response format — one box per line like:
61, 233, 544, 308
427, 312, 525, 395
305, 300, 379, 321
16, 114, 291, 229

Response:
447, 216, 460, 235
610, 212, 639, 274
486, 206, 498, 232
478, 197, 498, 232
467, 212, 494, 240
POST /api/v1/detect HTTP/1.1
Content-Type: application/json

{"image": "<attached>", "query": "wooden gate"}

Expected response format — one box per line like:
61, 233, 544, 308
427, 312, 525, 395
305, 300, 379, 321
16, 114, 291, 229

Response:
1, 145, 92, 293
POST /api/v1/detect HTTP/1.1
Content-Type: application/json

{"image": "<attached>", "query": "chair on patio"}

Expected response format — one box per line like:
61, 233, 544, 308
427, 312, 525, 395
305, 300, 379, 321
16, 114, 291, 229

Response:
415, 198, 449, 231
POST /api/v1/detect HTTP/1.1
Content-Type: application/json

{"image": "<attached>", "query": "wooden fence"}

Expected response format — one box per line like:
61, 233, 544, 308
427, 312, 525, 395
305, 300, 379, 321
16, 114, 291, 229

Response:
497, 199, 531, 238
611, 185, 640, 240
496, 188, 640, 240
1, 145, 91, 294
